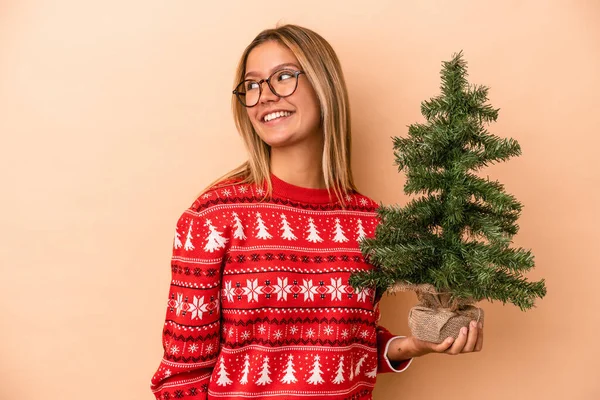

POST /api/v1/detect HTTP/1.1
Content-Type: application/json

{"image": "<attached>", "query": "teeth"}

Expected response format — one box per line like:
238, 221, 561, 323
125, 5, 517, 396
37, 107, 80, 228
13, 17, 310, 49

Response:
263, 111, 292, 122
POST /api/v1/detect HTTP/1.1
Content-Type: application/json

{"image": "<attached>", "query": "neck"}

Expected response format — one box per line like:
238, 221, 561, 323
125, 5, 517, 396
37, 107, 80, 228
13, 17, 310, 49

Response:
270, 136, 325, 189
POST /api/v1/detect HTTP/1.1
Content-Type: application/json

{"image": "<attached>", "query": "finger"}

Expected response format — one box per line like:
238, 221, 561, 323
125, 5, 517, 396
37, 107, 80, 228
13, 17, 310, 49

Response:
446, 326, 468, 355
462, 321, 479, 353
435, 336, 456, 353
475, 322, 484, 352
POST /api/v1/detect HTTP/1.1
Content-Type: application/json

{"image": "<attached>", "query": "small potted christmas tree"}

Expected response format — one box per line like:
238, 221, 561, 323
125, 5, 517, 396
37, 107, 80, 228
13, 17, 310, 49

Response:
349, 51, 547, 343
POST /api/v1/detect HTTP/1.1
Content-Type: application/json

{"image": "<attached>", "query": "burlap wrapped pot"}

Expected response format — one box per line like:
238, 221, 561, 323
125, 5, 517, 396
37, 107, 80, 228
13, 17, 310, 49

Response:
390, 283, 484, 344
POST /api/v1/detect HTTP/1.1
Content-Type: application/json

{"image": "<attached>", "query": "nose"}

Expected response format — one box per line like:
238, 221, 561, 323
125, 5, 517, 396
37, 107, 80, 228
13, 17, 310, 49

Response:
259, 80, 279, 104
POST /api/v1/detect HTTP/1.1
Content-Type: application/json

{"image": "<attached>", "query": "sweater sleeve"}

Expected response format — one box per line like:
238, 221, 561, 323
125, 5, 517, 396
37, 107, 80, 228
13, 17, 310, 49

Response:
150, 202, 230, 399
374, 303, 413, 374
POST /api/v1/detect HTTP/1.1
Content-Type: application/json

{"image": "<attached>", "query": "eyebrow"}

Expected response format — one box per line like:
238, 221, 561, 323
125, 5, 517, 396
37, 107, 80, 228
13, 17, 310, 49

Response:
244, 63, 301, 79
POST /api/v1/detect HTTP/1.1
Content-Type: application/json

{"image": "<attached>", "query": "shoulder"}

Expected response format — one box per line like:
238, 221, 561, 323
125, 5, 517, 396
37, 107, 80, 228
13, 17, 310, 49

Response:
347, 190, 380, 212
189, 177, 262, 213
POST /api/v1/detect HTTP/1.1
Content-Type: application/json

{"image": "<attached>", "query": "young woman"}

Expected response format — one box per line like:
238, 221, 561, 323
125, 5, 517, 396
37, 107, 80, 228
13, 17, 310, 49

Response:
150, 24, 482, 400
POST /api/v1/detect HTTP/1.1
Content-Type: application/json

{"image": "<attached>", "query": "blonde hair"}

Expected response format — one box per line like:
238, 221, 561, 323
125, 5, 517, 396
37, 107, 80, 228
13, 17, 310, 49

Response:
203, 24, 356, 204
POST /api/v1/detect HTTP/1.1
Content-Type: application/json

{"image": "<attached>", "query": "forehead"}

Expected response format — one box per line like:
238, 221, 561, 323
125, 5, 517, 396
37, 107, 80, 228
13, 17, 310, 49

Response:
245, 41, 300, 78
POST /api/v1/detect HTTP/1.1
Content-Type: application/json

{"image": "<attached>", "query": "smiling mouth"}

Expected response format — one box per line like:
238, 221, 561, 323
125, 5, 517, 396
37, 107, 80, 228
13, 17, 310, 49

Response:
262, 111, 294, 123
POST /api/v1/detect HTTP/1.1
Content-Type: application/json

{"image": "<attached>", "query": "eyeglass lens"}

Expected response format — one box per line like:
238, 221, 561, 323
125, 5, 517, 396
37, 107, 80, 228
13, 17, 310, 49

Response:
235, 70, 300, 107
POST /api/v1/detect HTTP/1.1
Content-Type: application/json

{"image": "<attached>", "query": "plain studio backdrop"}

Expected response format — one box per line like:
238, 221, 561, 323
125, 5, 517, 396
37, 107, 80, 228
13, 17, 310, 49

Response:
1, 1, 598, 399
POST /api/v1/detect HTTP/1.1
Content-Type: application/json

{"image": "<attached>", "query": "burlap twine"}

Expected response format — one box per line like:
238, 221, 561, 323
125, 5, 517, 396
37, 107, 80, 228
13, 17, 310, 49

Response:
390, 282, 484, 344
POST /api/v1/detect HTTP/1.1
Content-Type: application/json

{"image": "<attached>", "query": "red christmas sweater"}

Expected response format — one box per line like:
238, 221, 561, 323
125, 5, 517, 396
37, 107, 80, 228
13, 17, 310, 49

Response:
150, 173, 413, 400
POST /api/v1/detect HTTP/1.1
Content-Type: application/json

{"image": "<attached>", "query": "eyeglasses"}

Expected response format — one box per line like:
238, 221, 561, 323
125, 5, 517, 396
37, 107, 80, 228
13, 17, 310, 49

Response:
233, 69, 305, 108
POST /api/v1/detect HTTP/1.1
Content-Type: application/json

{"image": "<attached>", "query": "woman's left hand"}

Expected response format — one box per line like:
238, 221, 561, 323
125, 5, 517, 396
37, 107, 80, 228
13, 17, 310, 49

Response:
388, 320, 484, 361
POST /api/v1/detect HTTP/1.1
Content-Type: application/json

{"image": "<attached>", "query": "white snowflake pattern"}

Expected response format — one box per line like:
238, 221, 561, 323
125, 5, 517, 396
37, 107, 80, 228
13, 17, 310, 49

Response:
274, 330, 283, 340
273, 277, 293, 301
221, 189, 232, 197
255, 187, 265, 196
324, 326, 334, 335
228, 327, 234, 337
173, 293, 185, 316
170, 345, 179, 355
300, 279, 319, 301
222, 281, 235, 302
165, 369, 172, 377
345, 194, 352, 202
238, 186, 248, 194
242, 279, 264, 302
306, 328, 315, 338
357, 288, 371, 303
202, 193, 212, 199
341, 329, 349, 338
206, 343, 214, 353
258, 325, 267, 334
359, 198, 369, 206
360, 330, 370, 338
188, 343, 199, 353
290, 326, 299, 335
241, 331, 250, 340
326, 278, 346, 301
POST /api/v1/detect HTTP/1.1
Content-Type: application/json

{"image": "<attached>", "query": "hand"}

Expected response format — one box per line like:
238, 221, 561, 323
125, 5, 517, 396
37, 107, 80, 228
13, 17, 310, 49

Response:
388, 320, 484, 360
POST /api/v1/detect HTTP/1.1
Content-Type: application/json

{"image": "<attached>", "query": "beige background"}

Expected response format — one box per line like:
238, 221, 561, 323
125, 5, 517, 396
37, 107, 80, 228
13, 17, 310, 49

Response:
1, 1, 599, 399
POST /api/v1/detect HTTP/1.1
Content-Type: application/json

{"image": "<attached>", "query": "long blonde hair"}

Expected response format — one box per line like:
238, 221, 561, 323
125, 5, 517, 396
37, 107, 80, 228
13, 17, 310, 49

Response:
204, 24, 357, 204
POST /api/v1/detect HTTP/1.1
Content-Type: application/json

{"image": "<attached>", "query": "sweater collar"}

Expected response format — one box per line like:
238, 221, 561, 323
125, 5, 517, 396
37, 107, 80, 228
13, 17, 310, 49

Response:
269, 173, 338, 204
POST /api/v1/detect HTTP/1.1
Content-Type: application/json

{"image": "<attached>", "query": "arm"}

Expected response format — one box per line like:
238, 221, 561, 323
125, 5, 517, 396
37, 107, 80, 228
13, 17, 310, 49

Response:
376, 325, 413, 373
150, 205, 229, 399
373, 302, 413, 374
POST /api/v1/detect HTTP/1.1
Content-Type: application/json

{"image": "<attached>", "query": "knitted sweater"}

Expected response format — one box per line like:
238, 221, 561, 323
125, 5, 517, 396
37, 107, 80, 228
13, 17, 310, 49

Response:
150, 174, 412, 400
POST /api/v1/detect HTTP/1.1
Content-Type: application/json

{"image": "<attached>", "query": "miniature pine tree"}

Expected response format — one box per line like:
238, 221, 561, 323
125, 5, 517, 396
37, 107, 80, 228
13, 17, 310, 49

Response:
349, 51, 546, 311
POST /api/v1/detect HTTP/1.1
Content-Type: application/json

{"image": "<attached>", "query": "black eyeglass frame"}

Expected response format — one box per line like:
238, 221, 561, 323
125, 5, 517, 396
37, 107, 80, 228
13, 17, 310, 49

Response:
232, 69, 305, 108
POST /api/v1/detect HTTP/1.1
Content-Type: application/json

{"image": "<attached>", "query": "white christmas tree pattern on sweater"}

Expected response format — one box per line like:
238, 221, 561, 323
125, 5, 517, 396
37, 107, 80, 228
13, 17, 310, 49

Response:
306, 355, 325, 384
280, 213, 297, 240
354, 354, 368, 376
256, 356, 272, 385
332, 355, 345, 384
365, 365, 377, 378
305, 218, 323, 243
255, 212, 273, 240
232, 212, 246, 240
332, 218, 349, 243
203, 219, 229, 252
184, 220, 195, 251
239, 354, 250, 384
281, 355, 298, 384
173, 227, 183, 249
356, 218, 367, 241
215, 357, 233, 386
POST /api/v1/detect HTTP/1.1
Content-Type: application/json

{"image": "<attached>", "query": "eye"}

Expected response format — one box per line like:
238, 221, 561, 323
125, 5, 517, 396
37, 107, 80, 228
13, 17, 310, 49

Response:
276, 70, 294, 81
245, 81, 259, 91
